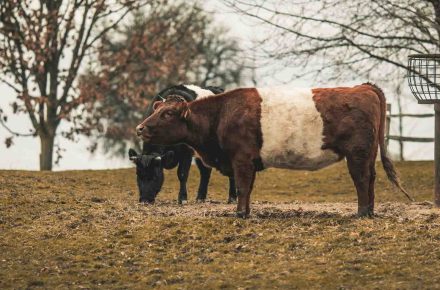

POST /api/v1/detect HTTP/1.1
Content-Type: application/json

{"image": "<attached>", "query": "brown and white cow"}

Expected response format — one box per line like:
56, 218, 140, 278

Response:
136, 83, 412, 218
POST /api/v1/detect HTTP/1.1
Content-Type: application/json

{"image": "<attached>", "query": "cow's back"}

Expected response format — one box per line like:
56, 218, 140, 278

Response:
257, 87, 341, 170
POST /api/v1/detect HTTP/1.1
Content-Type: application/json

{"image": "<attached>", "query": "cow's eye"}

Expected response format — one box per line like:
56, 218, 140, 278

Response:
163, 110, 175, 118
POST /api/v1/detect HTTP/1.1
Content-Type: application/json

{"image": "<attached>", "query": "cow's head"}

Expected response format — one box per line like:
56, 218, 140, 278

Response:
128, 148, 174, 203
136, 95, 190, 145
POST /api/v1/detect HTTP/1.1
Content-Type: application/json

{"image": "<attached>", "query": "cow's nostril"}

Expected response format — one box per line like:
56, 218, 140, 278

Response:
136, 124, 144, 135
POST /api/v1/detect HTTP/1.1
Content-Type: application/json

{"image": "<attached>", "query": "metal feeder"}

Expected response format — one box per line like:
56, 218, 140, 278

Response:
408, 54, 440, 206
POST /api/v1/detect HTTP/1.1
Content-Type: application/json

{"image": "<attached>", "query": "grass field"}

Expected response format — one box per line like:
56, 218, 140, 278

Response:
1, 161, 440, 289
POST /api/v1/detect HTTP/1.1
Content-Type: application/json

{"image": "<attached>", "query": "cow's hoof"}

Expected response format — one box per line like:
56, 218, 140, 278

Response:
196, 198, 206, 203
357, 207, 374, 218
236, 211, 249, 219
227, 197, 237, 204
139, 200, 155, 205
178, 199, 188, 205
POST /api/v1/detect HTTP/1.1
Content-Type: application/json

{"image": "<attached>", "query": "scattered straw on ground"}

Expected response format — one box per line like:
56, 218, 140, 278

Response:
1, 161, 440, 289
137, 200, 438, 221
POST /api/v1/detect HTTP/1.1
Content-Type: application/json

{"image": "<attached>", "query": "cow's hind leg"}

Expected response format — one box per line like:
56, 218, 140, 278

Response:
340, 118, 377, 217
367, 147, 378, 216
346, 155, 372, 217
368, 161, 376, 216
177, 154, 192, 204
195, 158, 212, 202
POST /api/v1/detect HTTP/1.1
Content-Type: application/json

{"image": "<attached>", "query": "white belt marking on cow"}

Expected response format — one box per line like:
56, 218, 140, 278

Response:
258, 87, 340, 170
183, 85, 215, 99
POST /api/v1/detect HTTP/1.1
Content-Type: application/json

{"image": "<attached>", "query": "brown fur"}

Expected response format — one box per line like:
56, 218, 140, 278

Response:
312, 83, 412, 216
363, 83, 413, 201
138, 84, 411, 218
187, 89, 263, 217
138, 88, 262, 217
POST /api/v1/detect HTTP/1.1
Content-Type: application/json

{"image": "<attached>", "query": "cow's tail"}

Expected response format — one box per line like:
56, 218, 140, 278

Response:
364, 82, 414, 201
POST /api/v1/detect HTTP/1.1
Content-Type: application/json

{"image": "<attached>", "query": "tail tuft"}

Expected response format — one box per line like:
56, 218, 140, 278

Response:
381, 153, 414, 201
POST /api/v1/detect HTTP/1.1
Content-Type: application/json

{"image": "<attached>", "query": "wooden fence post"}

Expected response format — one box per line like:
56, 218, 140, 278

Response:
386, 103, 391, 151
435, 103, 440, 206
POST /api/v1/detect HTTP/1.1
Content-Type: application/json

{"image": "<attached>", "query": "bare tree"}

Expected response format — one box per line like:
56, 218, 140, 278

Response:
224, 0, 438, 82
0, 0, 151, 170
78, 2, 247, 157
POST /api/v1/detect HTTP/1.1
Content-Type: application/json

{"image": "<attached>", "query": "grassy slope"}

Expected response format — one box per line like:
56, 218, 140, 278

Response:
1, 161, 439, 289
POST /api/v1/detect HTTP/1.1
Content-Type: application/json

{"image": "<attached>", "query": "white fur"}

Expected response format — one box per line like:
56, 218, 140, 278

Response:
183, 85, 215, 99
258, 87, 340, 170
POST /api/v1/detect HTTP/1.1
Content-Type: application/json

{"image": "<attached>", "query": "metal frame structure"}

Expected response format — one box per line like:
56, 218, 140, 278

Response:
408, 54, 440, 206
408, 54, 440, 104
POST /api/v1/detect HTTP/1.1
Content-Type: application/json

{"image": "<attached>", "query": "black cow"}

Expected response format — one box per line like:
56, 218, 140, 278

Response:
129, 84, 237, 204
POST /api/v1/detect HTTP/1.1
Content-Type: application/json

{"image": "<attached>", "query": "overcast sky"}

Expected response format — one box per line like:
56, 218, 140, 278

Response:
0, 0, 436, 171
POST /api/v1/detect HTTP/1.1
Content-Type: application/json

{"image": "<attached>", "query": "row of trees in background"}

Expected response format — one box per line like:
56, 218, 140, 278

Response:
0, 0, 246, 170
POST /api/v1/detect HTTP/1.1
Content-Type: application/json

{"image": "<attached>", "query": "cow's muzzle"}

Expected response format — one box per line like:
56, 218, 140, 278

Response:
136, 124, 144, 136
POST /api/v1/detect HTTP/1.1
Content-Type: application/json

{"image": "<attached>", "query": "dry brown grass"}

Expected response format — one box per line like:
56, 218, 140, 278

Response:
1, 161, 440, 289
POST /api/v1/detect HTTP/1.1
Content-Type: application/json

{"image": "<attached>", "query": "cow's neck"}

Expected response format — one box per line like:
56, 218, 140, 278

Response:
185, 99, 221, 146
184, 99, 233, 176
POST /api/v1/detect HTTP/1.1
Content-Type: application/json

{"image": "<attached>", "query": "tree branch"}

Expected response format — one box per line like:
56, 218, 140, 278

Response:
0, 115, 36, 137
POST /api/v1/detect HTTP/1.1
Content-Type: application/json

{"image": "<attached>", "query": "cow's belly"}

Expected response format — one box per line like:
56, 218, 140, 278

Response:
258, 87, 340, 170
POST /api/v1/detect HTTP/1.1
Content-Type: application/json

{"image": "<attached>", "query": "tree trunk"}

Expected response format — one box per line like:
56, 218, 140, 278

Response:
39, 133, 55, 171
430, 0, 440, 41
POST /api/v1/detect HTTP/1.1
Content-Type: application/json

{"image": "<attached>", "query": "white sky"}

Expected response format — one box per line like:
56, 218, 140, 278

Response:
0, 0, 436, 171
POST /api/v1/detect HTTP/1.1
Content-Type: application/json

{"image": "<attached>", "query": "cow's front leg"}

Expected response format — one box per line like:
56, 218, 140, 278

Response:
228, 177, 237, 203
177, 155, 192, 204
195, 158, 212, 202
233, 159, 256, 218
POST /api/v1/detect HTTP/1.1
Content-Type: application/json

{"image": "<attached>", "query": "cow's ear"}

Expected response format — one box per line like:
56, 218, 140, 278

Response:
153, 101, 163, 111
128, 148, 138, 162
180, 103, 191, 120
128, 148, 138, 157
